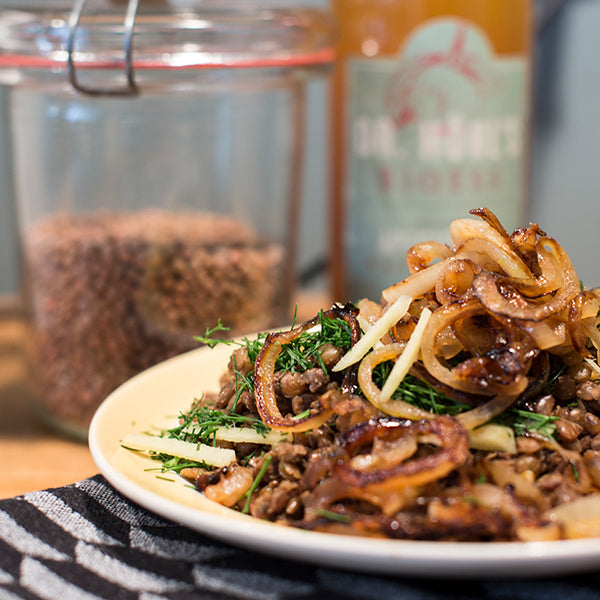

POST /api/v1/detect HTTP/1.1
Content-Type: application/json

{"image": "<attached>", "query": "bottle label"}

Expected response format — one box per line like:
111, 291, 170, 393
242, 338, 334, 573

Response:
345, 17, 528, 299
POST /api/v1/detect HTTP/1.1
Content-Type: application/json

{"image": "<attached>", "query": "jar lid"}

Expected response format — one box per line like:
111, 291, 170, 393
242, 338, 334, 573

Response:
0, 0, 333, 94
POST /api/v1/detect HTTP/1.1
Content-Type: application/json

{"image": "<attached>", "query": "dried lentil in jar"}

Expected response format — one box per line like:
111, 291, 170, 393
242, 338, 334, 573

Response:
24, 210, 285, 432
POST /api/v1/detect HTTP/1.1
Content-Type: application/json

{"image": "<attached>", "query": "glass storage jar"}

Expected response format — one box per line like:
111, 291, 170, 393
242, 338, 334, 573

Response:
0, 0, 332, 439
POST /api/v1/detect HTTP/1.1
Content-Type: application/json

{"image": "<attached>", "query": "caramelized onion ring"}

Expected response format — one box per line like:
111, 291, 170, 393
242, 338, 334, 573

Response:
514, 318, 567, 350
420, 299, 530, 397
473, 237, 579, 321
450, 216, 511, 249
406, 241, 453, 274
334, 416, 469, 492
455, 238, 531, 279
382, 259, 447, 304
357, 343, 433, 420
568, 291, 600, 358
469, 207, 512, 245
254, 305, 361, 432
301, 475, 411, 523
450, 216, 532, 279
408, 362, 486, 407
434, 258, 481, 305
456, 393, 521, 431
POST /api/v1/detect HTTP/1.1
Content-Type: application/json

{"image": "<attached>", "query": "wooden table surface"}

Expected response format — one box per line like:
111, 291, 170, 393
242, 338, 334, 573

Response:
0, 291, 330, 500
0, 316, 98, 499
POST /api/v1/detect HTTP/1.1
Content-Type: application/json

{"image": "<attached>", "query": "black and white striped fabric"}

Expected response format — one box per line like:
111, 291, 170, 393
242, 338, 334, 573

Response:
0, 475, 595, 600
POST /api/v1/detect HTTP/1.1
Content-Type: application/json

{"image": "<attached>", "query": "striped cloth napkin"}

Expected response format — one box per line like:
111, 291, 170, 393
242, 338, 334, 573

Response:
0, 475, 590, 600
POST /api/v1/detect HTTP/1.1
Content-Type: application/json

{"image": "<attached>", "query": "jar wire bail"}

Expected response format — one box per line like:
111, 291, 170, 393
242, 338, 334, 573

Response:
67, 0, 140, 96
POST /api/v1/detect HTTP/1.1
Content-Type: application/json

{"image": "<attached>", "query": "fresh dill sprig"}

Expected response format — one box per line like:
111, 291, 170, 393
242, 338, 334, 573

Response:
193, 319, 268, 359
315, 508, 352, 524
571, 459, 581, 482
270, 311, 353, 374
230, 356, 255, 414
165, 404, 270, 445
544, 361, 567, 394
242, 334, 268, 363
194, 319, 234, 348
372, 366, 470, 415
494, 408, 558, 439
141, 404, 270, 474
374, 363, 559, 440
241, 448, 263, 466
242, 454, 273, 514
392, 374, 471, 416
293, 409, 312, 420
195, 312, 353, 376
145, 454, 212, 474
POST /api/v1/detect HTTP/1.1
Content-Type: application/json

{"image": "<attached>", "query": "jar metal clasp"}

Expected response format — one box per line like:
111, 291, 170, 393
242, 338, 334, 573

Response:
67, 0, 140, 96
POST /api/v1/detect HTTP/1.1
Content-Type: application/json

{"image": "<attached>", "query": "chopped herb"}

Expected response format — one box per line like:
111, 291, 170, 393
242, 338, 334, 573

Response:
265, 311, 353, 374
121, 444, 143, 453
194, 319, 234, 348
372, 368, 471, 415
544, 359, 567, 394
143, 399, 274, 475
230, 358, 254, 414
394, 375, 471, 416
373, 365, 558, 440
147, 454, 211, 474
293, 409, 311, 421
195, 312, 354, 395
462, 495, 480, 506
494, 408, 558, 439
241, 448, 262, 466
316, 508, 352, 524
242, 454, 273, 514
165, 404, 270, 446
290, 304, 299, 328
242, 334, 268, 364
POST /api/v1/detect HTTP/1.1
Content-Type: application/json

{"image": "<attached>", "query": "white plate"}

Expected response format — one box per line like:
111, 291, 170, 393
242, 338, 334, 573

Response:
89, 342, 600, 579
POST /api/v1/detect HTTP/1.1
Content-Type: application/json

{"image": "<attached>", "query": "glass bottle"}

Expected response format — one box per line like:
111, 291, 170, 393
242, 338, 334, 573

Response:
330, 0, 533, 301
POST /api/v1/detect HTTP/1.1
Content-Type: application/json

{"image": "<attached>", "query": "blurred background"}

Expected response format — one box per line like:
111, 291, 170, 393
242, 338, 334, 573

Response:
531, 0, 600, 286
0, 0, 598, 304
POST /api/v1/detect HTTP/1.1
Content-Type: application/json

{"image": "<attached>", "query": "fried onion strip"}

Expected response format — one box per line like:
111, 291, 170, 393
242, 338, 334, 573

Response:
456, 393, 521, 431
334, 416, 469, 492
420, 298, 530, 398
406, 241, 453, 274
473, 237, 579, 322
382, 260, 447, 304
568, 291, 600, 358
357, 343, 433, 421
254, 305, 360, 432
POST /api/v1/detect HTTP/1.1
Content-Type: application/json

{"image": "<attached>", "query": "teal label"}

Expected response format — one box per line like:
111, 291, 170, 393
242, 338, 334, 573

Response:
345, 18, 528, 300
